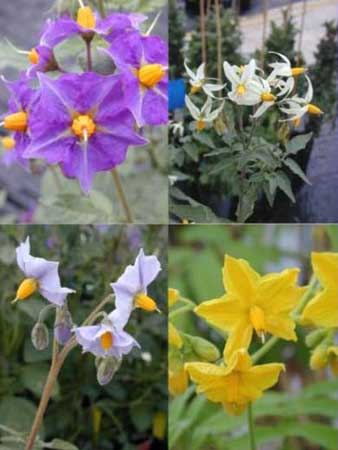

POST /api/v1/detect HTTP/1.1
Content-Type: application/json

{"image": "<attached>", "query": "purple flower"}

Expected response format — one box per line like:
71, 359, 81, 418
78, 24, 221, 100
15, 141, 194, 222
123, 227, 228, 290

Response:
111, 248, 161, 328
1, 74, 38, 170
73, 310, 139, 358
107, 30, 168, 126
24, 72, 147, 193
98, 12, 147, 42
15, 236, 75, 306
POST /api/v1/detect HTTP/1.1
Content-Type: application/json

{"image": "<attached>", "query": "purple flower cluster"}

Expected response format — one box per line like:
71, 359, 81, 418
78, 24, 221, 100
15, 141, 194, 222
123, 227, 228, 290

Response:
1, 5, 168, 193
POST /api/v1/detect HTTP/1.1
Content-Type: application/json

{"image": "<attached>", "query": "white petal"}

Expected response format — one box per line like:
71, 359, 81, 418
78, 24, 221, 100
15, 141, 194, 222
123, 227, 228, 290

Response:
185, 95, 201, 120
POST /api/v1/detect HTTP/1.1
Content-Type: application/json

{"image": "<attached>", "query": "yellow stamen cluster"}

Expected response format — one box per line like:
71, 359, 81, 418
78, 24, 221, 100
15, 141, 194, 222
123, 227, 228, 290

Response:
1, 136, 16, 150
236, 84, 246, 96
100, 331, 113, 351
307, 104, 323, 115
16, 278, 38, 301
71, 115, 96, 139
28, 48, 39, 65
134, 292, 158, 311
190, 85, 201, 95
77, 6, 96, 29
291, 67, 306, 77
137, 64, 166, 89
261, 92, 276, 102
196, 120, 206, 131
4, 112, 28, 132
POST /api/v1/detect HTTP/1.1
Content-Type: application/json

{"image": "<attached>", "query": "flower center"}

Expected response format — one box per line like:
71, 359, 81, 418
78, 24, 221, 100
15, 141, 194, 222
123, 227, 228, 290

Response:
226, 372, 239, 403
100, 331, 113, 351
293, 117, 301, 128
291, 67, 306, 77
16, 278, 38, 301
261, 92, 276, 102
190, 84, 202, 94
307, 104, 323, 115
249, 305, 266, 342
1, 136, 15, 150
71, 115, 96, 139
137, 64, 166, 88
28, 48, 39, 65
77, 6, 96, 29
236, 84, 246, 96
196, 120, 206, 131
134, 292, 158, 311
4, 112, 28, 132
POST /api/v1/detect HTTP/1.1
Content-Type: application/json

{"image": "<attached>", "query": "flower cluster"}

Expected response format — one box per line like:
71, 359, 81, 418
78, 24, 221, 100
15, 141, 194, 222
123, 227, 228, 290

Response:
1, 2, 168, 193
184, 53, 322, 131
169, 252, 338, 416
13, 237, 162, 384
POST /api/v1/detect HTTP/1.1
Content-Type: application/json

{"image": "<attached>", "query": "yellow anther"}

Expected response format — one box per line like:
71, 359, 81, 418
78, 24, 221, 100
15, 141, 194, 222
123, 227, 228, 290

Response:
239, 65, 245, 73
137, 64, 166, 88
310, 346, 328, 370
293, 117, 301, 128
307, 104, 323, 115
71, 115, 96, 139
291, 67, 306, 77
196, 120, 206, 131
250, 305, 266, 341
1, 136, 15, 150
134, 292, 158, 311
15, 278, 38, 302
100, 331, 113, 351
261, 92, 276, 102
4, 112, 28, 132
77, 6, 96, 29
190, 85, 201, 95
236, 84, 246, 96
28, 48, 39, 65
168, 288, 179, 307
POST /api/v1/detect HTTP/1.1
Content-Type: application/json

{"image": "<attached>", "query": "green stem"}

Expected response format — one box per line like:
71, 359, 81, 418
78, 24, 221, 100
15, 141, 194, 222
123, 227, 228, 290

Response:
169, 304, 195, 320
247, 403, 257, 450
97, 0, 106, 18
86, 40, 93, 71
251, 335, 279, 364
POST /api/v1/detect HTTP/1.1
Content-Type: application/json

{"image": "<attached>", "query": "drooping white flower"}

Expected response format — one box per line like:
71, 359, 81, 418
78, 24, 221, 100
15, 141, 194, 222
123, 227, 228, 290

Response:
279, 76, 323, 125
268, 52, 307, 79
185, 95, 224, 130
223, 59, 259, 105
248, 77, 277, 119
184, 60, 224, 97
169, 120, 184, 138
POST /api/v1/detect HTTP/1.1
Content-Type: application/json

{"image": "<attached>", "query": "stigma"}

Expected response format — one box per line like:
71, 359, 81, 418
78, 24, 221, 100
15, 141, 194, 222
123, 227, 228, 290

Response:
250, 305, 266, 343
236, 84, 246, 96
196, 120, 206, 131
261, 92, 276, 102
77, 6, 96, 29
1, 136, 16, 150
71, 115, 96, 139
14, 278, 38, 303
4, 112, 28, 132
28, 48, 39, 65
137, 64, 166, 88
134, 292, 158, 312
100, 331, 113, 351
291, 67, 307, 77
307, 104, 323, 115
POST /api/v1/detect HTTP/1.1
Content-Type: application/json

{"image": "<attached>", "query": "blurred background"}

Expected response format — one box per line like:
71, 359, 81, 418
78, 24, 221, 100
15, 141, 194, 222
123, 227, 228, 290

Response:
0, 225, 167, 450
169, 0, 337, 223
0, 0, 168, 224
169, 224, 338, 450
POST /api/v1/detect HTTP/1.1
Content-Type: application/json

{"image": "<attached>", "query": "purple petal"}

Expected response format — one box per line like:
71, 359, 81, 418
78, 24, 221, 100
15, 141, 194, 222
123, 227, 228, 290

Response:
134, 249, 161, 292
142, 87, 168, 126
16, 236, 31, 272
141, 35, 168, 66
40, 17, 80, 47
108, 30, 142, 68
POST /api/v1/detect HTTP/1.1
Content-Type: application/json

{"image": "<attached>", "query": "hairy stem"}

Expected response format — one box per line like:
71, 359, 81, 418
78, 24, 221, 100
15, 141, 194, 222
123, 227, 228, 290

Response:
86, 40, 93, 71
247, 403, 257, 450
111, 168, 133, 223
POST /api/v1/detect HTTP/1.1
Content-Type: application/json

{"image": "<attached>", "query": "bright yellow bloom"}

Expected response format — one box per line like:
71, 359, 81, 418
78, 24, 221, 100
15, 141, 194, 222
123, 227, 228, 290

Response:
185, 349, 284, 415
169, 322, 183, 349
168, 288, 179, 308
169, 368, 189, 396
195, 255, 305, 360
301, 252, 338, 328
310, 345, 338, 376
152, 411, 166, 440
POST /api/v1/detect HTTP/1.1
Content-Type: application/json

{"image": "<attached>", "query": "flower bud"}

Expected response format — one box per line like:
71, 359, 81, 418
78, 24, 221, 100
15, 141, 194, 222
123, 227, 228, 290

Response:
54, 305, 73, 345
96, 356, 122, 386
186, 335, 220, 362
31, 322, 49, 350
310, 345, 328, 370
305, 329, 328, 348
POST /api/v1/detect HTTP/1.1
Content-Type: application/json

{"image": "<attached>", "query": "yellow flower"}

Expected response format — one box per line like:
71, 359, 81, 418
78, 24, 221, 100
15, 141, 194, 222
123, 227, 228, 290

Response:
169, 322, 183, 349
301, 252, 338, 328
195, 255, 305, 360
328, 346, 338, 376
310, 345, 338, 376
169, 368, 189, 396
168, 288, 179, 308
185, 349, 284, 415
152, 411, 166, 440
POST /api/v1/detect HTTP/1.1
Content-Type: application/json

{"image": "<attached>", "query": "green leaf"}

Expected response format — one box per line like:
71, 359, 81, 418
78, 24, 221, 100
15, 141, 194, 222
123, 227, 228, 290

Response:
235, 188, 257, 222
104, 0, 166, 13
285, 132, 313, 154
20, 364, 59, 399
130, 404, 152, 432
274, 171, 295, 202
284, 158, 311, 184
0, 39, 28, 72
170, 203, 223, 223
193, 133, 216, 149
0, 396, 44, 436
46, 439, 79, 450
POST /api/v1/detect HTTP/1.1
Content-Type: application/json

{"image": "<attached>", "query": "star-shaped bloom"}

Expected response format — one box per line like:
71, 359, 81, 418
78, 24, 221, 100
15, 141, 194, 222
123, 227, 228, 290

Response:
301, 252, 338, 328
185, 95, 224, 131
268, 52, 307, 79
223, 59, 259, 105
14, 237, 75, 306
24, 72, 147, 193
246, 77, 277, 119
184, 60, 224, 96
186, 348, 285, 415
74, 309, 139, 358
195, 255, 305, 361
1, 74, 38, 170
111, 249, 161, 328
107, 30, 168, 126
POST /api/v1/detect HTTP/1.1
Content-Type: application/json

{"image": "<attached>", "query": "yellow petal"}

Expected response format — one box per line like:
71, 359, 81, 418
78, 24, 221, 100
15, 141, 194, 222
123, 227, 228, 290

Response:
223, 255, 259, 302
241, 363, 285, 401
168, 288, 179, 307
185, 362, 228, 402
194, 295, 246, 332
169, 369, 189, 396
223, 319, 253, 362
168, 322, 183, 349
311, 252, 338, 288
264, 314, 297, 341
223, 401, 248, 416
301, 290, 338, 328
228, 348, 252, 372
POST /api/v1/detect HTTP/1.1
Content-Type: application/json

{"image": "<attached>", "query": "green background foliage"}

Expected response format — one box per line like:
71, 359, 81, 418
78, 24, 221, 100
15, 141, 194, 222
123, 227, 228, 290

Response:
169, 224, 338, 450
0, 225, 167, 449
